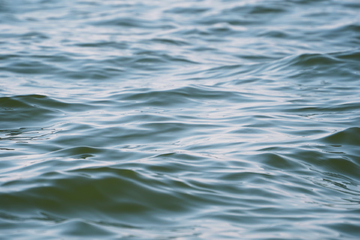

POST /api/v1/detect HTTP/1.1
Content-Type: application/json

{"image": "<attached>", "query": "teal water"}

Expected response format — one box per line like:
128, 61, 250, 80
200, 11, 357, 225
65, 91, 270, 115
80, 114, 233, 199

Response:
1, 0, 360, 239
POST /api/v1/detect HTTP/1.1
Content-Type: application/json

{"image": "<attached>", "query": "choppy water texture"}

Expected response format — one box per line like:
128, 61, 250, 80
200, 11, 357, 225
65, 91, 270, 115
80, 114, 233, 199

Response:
1, 0, 360, 239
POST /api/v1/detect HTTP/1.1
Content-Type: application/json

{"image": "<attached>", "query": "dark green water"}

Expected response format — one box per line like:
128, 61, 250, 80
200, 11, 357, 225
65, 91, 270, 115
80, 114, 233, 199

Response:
1, 0, 360, 239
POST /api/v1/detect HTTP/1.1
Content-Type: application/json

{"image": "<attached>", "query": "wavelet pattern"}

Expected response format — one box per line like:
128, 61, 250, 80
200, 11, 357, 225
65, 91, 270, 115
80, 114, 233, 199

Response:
1, 0, 360, 239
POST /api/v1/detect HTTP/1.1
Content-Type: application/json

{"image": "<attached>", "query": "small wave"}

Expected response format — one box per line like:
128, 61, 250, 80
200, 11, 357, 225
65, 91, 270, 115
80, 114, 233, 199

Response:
90, 16, 174, 30
0, 166, 205, 223
321, 127, 360, 146
0, 96, 57, 128
114, 85, 251, 105
255, 153, 305, 170
0, 60, 60, 75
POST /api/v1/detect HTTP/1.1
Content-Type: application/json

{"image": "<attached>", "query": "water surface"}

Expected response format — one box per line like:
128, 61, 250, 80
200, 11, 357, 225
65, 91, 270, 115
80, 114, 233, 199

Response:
1, 0, 360, 239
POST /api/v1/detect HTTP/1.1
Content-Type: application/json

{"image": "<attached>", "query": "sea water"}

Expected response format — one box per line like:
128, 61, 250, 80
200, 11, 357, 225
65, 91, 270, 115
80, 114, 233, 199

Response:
0, 0, 360, 239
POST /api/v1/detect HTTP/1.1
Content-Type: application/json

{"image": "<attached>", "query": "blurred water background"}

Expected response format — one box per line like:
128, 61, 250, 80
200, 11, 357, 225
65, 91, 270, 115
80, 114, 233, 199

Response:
0, 0, 360, 239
